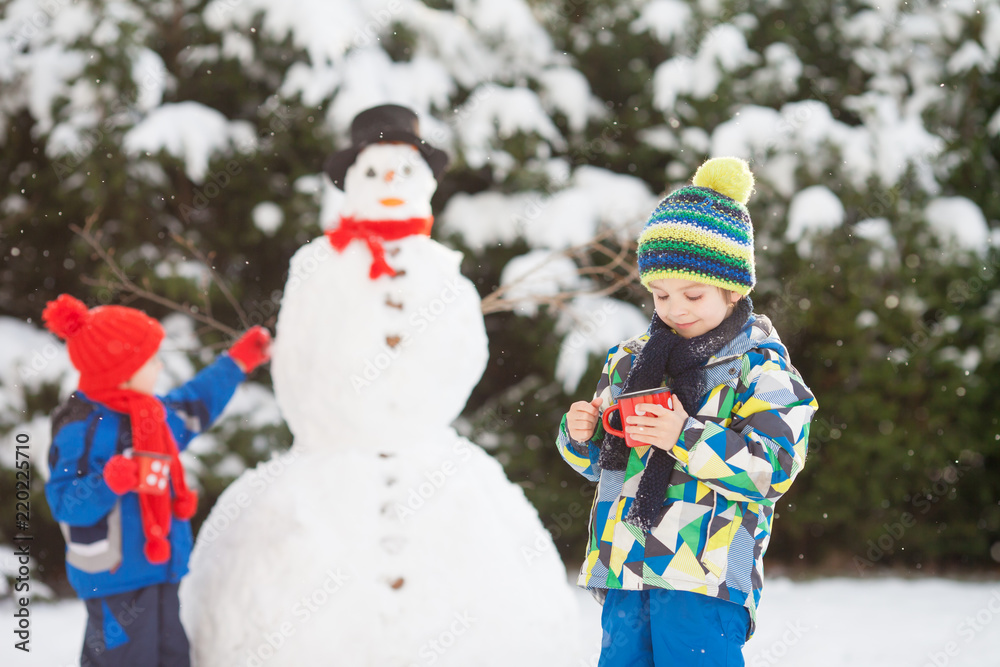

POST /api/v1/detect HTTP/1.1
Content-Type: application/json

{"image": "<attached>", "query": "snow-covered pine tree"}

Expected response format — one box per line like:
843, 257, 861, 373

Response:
1, 0, 998, 591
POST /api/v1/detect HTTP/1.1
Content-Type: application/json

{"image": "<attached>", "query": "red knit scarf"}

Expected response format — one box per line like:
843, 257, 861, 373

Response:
80, 384, 197, 564
325, 216, 433, 279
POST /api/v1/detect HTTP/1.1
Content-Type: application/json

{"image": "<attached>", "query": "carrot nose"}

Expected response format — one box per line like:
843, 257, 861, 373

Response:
384, 170, 395, 183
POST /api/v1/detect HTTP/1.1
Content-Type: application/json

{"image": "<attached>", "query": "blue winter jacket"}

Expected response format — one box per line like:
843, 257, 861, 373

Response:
45, 355, 245, 599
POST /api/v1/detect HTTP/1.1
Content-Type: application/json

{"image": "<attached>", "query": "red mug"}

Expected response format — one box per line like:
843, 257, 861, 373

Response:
602, 387, 673, 447
134, 451, 171, 495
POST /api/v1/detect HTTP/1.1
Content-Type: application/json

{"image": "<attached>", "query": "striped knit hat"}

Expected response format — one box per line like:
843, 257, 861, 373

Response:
638, 157, 756, 295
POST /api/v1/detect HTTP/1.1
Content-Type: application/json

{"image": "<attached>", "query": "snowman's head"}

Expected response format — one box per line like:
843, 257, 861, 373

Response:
340, 143, 437, 221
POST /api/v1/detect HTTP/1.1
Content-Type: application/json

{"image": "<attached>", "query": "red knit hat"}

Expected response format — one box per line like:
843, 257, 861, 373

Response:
42, 294, 164, 392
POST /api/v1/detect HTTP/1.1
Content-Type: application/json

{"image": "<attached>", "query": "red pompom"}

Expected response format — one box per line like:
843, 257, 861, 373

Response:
144, 534, 171, 564
42, 294, 91, 340
172, 489, 198, 520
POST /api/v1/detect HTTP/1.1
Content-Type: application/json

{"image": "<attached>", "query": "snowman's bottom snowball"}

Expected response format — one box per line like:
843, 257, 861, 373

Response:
181, 439, 585, 666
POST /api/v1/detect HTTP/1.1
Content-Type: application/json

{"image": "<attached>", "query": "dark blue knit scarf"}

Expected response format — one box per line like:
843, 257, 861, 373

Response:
598, 297, 753, 531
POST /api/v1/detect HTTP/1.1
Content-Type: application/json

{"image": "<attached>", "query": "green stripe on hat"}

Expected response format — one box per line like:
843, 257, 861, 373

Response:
645, 210, 752, 244
640, 239, 753, 268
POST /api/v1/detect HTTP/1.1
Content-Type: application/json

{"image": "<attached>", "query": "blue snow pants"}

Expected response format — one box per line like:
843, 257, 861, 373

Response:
599, 589, 749, 667
81, 582, 190, 667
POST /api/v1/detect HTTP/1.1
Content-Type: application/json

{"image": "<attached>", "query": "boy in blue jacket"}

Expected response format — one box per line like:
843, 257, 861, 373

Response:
42, 294, 271, 667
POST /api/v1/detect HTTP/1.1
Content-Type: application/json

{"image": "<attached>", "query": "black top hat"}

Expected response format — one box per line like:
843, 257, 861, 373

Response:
323, 104, 449, 190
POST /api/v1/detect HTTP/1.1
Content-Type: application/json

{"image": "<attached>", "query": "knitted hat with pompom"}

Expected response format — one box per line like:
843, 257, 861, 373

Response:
638, 157, 757, 295
42, 295, 164, 392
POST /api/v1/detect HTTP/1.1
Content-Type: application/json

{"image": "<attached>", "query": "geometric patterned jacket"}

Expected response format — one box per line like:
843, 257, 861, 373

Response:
556, 313, 818, 638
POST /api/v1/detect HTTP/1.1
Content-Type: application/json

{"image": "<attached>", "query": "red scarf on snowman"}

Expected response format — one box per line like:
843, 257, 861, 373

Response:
326, 216, 433, 279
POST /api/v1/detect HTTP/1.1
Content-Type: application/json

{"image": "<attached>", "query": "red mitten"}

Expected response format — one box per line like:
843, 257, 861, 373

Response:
103, 455, 139, 495
228, 326, 272, 373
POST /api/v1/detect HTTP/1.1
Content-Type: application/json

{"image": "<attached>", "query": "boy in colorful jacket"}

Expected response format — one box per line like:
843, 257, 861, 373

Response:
42, 294, 271, 667
557, 158, 818, 666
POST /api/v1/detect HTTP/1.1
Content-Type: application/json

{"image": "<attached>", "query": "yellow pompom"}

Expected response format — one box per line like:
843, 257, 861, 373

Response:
692, 157, 755, 205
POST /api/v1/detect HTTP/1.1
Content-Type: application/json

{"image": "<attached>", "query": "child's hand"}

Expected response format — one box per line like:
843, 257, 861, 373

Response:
567, 397, 604, 443
625, 396, 690, 451
103, 455, 139, 495
229, 326, 272, 373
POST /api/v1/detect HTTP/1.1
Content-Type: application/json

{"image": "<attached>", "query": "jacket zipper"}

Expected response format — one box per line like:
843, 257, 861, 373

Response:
701, 489, 718, 580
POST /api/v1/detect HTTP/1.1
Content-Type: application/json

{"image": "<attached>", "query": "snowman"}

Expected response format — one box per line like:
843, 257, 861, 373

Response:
181, 105, 582, 666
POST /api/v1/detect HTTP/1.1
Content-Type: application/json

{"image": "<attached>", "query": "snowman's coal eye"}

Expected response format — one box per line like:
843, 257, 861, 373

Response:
366, 167, 376, 178
402, 165, 412, 176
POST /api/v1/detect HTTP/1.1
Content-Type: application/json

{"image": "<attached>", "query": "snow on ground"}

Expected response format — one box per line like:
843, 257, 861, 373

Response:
3, 575, 999, 666
743, 577, 1000, 667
